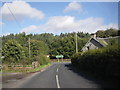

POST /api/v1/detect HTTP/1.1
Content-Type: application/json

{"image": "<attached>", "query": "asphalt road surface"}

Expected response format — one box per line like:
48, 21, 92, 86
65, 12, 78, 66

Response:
12, 62, 101, 88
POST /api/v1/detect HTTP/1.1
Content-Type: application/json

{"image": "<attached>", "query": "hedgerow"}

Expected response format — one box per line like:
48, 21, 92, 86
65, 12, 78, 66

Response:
71, 44, 120, 78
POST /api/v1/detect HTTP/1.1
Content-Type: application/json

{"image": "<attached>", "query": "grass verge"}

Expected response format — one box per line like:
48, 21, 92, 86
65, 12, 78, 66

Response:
2, 63, 51, 74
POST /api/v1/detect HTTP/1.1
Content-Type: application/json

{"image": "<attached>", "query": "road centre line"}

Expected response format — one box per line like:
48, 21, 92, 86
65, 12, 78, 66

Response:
58, 65, 61, 68
56, 75, 60, 88
56, 68, 59, 72
56, 65, 60, 72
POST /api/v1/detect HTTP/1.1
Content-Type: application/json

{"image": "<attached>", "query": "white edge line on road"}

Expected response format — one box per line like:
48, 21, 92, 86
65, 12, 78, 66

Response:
56, 75, 60, 88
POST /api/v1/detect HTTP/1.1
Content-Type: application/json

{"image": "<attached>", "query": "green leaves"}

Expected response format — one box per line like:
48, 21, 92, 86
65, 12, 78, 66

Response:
2, 39, 49, 65
71, 44, 120, 78
96, 28, 119, 38
49, 34, 88, 58
2, 40, 25, 63
30, 40, 49, 57
1, 32, 90, 59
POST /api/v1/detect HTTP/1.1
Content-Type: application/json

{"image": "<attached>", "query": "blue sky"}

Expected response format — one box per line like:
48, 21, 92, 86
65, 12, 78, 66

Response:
1, 1, 118, 35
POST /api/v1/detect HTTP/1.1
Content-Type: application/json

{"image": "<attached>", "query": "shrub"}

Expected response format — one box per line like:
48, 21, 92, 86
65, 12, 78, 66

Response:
33, 54, 50, 65
71, 44, 120, 79
71, 52, 82, 66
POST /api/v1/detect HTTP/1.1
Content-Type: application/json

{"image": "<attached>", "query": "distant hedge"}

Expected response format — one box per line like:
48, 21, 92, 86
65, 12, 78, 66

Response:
71, 44, 120, 79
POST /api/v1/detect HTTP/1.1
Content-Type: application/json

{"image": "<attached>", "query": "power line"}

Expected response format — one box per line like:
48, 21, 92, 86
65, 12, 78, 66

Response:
5, 2, 22, 29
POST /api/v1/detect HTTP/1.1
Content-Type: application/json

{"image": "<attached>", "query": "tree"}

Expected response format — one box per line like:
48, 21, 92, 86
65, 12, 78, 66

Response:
118, 30, 120, 36
96, 28, 119, 38
29, 40, 49, 57
2, 40, 25, 64
1, 32, 91, 59
96, 30, 105, 38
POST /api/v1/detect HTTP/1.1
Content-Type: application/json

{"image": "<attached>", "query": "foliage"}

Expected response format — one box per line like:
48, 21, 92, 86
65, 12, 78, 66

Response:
2, 40, 25, 64
2, 39, 50, 66
30, 40, 49, 57
96, 28, 119, 38
33, 54, 50, 65
1, 28, 119, 63
48, 33, 89, 58
71, 44, 120, 79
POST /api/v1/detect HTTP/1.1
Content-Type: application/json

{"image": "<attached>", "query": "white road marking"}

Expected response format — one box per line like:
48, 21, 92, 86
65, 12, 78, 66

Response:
58, 65, 61, 68
56, 68, 59, 72
56, 75, 60, 88
7, 79, 17, 82
56, 65, 61, 72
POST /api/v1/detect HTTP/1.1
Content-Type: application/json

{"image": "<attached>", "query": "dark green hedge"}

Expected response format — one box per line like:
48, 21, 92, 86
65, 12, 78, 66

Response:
71, 44, 120, 78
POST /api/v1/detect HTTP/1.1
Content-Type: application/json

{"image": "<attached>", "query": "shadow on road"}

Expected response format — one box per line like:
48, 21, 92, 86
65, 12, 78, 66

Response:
64, 63, 119, 89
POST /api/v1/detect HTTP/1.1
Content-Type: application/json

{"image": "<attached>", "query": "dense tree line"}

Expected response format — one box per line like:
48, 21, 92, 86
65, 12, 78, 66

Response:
1, 32, 90, 59
1, 28, 119, 64
96, 28, 120, 38
1, 33, 50, 65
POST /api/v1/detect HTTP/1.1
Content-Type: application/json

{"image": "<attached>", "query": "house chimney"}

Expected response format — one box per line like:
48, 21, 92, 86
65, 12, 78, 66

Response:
91, 33, 96, 39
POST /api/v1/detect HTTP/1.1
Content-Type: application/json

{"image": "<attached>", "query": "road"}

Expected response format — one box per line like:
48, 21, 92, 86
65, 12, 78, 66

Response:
3, 62, 102, 88
19, 62, 101, 88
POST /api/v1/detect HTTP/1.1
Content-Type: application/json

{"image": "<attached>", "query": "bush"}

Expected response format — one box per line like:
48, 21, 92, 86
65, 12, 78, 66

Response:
71, 52, 82, 66
20, 57, 32, 65
17, 54, 50, 69
33, 54, 50, 65
71, 44, 120, 79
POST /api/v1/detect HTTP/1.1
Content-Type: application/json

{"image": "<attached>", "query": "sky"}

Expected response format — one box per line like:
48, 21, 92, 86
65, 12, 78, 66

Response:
0, 0, 119, 35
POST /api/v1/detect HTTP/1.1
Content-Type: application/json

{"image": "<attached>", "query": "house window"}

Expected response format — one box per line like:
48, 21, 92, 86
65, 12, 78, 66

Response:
87, 46, 90, 50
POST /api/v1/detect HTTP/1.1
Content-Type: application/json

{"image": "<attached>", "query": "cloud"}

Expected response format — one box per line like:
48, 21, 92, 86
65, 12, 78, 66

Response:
0, 22, 4, 26
20, 25, 38, 33
64, 2, 83, 13
0, 32, 11, 37
1, 1, 45, 21
20, 16, 118, 34
2, 33, 10, 36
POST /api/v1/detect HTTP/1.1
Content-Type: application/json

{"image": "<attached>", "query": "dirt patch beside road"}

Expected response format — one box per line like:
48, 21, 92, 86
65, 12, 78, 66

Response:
2, 64, 52, 84
3, 72, 33, 83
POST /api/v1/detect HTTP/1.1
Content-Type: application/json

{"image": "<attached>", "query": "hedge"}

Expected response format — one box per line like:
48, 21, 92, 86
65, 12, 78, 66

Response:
71, 44, 120, 79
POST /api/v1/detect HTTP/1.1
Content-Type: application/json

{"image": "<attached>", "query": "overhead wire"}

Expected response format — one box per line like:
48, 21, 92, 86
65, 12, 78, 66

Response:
5, 2, 22, 30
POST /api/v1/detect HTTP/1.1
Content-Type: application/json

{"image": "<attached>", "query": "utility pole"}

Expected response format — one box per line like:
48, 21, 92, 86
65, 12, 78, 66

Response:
29, 37, 31, 58
76, 32, 78, 53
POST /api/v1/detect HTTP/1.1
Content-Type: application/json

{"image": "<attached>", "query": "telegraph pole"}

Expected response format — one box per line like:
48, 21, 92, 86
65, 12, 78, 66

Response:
76, 32, 78, 53
29, 37, 31, 58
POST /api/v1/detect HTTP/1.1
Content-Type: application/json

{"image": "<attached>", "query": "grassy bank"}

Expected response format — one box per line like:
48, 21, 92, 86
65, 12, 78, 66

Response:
2, 63, 51, 74
26, 63, 51, 73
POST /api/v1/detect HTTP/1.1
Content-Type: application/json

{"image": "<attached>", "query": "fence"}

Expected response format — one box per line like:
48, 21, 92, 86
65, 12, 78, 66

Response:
50, 59, 71, 62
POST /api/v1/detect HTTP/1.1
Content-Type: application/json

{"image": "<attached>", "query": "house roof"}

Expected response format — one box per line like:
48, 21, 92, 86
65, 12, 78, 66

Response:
81, 37, 108, 51
81, 36, 120, 51
96, 38, 108, 47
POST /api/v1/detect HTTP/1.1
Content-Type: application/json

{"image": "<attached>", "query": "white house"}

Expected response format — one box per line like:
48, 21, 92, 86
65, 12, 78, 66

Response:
81, 33, 108, 52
